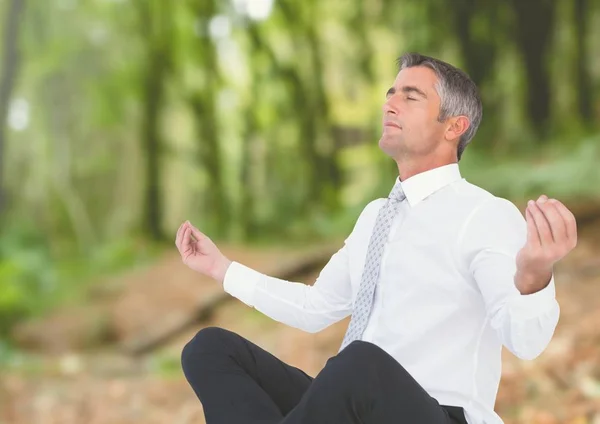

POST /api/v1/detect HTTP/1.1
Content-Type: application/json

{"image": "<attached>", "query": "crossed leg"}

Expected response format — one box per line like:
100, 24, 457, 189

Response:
181, 327, 464, 424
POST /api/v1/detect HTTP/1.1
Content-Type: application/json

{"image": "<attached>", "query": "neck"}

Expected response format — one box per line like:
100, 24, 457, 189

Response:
396, 155, 457, 181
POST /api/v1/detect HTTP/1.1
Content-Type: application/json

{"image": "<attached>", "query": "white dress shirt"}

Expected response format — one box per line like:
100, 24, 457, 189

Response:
223, 163, 560, 424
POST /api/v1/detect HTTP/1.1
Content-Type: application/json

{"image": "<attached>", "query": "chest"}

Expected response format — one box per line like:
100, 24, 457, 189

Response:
347, 207, 472, 302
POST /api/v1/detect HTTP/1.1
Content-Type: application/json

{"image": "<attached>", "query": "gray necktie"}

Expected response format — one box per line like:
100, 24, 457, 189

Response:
340, 182, 406, 351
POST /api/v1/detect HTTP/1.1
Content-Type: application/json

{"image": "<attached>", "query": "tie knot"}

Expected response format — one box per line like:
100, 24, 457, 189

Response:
388, 183, 406, 203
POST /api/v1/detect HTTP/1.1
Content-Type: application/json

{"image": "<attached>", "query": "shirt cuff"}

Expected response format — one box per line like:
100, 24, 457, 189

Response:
222, 261, 262, 307
509, 274, 557, 320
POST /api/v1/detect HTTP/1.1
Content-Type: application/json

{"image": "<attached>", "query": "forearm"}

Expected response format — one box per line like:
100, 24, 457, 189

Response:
483, 266, 558, 360
252, 276, 350, 333
223, 260, 353, 333
470, 250, 559, 360
514, 266, 553, 295
496, 289, 560, 360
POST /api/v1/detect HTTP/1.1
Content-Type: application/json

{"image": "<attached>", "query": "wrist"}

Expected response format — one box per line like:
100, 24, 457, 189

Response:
515, 267, 552, 295
212, 256, 232, 284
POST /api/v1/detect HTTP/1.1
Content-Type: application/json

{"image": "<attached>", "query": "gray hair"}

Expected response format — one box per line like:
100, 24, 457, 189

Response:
397, 53, 482, 161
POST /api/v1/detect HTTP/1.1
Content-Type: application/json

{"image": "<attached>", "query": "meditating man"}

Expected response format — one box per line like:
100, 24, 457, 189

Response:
176, 52, 577, 424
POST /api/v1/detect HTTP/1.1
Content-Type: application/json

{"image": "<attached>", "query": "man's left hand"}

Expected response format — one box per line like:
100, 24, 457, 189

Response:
515, 194, 578, 294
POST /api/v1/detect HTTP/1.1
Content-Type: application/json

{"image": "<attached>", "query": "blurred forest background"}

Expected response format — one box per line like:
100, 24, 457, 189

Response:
1, 0, 600, 423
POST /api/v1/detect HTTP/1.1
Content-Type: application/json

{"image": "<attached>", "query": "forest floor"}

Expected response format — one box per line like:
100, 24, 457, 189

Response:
1, 222, 600, 424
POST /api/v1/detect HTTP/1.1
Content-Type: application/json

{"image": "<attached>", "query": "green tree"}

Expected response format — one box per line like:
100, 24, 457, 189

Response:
135, 0, 175, 241
0, 0, 26, 218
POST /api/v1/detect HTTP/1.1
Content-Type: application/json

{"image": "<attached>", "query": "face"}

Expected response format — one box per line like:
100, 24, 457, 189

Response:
379, 66, 447, 160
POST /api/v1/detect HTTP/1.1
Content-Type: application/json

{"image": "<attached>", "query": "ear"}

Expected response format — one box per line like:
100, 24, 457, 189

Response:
444, 116, 470, 142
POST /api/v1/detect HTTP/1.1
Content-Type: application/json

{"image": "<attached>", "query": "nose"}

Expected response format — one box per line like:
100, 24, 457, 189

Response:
383, 97, 398, 116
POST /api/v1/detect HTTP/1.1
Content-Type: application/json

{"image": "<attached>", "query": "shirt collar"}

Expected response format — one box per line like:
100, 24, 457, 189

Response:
396, 163, 462, 207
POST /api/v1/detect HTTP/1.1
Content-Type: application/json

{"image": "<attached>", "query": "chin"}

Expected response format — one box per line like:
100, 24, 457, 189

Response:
378, 135, 400, 156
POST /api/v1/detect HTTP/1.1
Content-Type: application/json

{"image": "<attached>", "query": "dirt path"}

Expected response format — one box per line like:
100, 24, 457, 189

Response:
1, 233, 600, 424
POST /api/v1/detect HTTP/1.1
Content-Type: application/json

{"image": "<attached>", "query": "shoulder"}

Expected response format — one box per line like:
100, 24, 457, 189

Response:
342, 198, 386, 244
454, 179, 523, 222
456, 180, 526, 248
363, 198, 386, 213
355, 198, 386, 226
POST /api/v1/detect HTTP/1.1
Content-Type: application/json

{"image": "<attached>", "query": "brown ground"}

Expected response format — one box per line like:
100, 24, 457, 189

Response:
1, 227, 600, 424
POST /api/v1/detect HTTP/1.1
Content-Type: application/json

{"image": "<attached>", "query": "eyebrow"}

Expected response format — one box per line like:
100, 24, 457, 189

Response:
386, 85, 428, 99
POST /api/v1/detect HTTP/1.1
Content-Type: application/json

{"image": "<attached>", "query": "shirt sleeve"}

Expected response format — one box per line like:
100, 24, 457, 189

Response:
459, 196, 560, 360
222, 203, 373, 333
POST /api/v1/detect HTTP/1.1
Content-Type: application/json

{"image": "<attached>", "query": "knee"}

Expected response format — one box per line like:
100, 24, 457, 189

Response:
339, 340, 389, 365
181, 326, 235, 372
309, 342, 387, 403
333, 341, 391, 382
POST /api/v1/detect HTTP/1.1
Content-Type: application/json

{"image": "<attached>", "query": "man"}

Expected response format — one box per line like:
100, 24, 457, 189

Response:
176, 53, 578, 424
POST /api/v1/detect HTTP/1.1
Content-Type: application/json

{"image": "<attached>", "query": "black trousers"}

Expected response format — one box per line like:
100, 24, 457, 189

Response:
181, 327, 468, 424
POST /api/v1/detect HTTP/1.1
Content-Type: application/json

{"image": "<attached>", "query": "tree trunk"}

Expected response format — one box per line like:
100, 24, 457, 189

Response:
279, 0, 339, 216
189, 0, 229, 237
190, 90, 228, 236
136, 0, 173, 241
239, 23, 268, 240
511, 0, 557, 138
452, 0, 498, 87
573, 0, 592, 125
141, 53, 166, 241
306, 8, 341, 214
0, 0, 26, 217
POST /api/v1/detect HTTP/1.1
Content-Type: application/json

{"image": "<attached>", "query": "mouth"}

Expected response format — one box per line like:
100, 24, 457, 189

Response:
383, 121, 402, 129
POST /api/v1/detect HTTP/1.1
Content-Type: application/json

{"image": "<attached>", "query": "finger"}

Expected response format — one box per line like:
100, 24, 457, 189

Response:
180, 226, 192, 253
549, 199, 578, 246
189, 225, 206, 243
538, 200, 567, 244
525, 205, 541, 247
175, 222, 183, 248
175, 222, 188, 249
528, 200, 553, 246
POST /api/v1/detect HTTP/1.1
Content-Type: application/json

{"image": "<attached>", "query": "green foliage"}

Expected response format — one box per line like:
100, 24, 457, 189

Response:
148, 352, 183, 378
0, 219, 161, 337
0, 223, 56, 336
462, 135, 600, 202
1, 0, 599, 342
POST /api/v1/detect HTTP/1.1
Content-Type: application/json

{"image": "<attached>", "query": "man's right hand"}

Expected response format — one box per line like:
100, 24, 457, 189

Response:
175, 221, 232, 283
